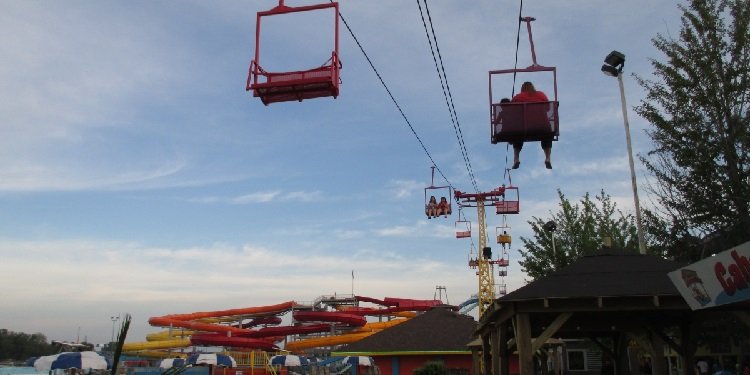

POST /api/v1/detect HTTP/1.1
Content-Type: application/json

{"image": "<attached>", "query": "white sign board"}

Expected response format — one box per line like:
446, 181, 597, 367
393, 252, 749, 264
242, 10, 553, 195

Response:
668, 240, 750, 310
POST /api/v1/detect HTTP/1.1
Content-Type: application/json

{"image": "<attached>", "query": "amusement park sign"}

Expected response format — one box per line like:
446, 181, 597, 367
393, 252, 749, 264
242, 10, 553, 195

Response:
668, 241, 750, 310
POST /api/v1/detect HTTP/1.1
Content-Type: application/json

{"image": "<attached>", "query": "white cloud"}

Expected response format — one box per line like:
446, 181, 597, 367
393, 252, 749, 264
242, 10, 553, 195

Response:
388, 179, 422, 199
0, 158, 187, 192
232, 191, 281, 204
191, 190, 325, 204
0, 238, 483, 343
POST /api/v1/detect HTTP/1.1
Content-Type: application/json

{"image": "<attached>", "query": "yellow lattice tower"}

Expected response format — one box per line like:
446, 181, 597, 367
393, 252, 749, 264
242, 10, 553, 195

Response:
476, 200, 496, 317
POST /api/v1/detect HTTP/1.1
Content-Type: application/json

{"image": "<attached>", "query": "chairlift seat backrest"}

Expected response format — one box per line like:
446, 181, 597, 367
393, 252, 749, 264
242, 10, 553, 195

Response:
495, 201, 520, 215
497, 233, 512, 245
495, 186, 520, 214
491, 102, 559, 143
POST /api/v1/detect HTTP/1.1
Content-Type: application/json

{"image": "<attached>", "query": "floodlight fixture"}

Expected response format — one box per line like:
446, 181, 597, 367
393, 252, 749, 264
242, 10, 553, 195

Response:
604, 50, 625, 68
543, 220, 557, 232
602, 50, 626, 77
601, 64, 620, 77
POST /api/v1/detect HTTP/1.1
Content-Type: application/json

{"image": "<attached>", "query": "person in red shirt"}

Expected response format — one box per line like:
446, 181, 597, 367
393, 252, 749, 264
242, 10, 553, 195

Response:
510, 81, 553, 169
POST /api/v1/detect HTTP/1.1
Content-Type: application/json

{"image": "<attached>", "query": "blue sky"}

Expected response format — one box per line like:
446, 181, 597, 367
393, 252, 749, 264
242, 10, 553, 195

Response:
1, 0, 685, 344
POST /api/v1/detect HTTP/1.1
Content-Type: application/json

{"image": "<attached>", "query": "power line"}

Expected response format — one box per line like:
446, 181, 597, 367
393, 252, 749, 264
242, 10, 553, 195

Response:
512, 0, 524, 98
501, 0, 525, 173
332, 1, 453, 188
417, 0, 480, 193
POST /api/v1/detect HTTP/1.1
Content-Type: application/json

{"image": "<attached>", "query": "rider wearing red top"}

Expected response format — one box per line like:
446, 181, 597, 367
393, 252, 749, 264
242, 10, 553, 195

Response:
511, 81, 553, 169
511, 88, 549, 103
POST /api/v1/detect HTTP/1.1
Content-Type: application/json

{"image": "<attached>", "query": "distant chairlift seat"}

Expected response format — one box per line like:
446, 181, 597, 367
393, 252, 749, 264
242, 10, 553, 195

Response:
495, 186, 520, 215
456, 219, 472, 239
246, 1, 341, 105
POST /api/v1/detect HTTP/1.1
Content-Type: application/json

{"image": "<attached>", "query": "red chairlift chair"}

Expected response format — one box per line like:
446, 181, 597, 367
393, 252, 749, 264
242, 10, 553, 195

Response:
497, 283, 507, 296
468, 245, 478, 269
495, 185, 520, 214
424, 167, 452, 218
455, 210, 472, 239
246, 1, 341, 105
496, 249, 510, 267
489, 17, 559, 145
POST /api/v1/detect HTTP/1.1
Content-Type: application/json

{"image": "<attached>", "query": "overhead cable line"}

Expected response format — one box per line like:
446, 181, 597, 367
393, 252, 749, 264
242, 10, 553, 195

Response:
511, 0, 524, 98
331, 0, 452, 188
417, 0, 480, 193
503, 0, 525, 171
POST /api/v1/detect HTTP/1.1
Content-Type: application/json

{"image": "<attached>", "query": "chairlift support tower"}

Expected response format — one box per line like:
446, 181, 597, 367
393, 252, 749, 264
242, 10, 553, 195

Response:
454, 186, 506, 316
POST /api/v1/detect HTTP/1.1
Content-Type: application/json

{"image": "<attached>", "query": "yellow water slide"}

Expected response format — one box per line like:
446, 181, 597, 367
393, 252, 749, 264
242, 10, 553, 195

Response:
122, 338, 191, 352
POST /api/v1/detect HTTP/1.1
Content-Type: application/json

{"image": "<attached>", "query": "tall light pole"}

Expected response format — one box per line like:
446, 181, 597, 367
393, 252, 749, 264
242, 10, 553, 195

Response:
543, 220, 558, 270
601, 50, 647, 254
110, 315, 120, 345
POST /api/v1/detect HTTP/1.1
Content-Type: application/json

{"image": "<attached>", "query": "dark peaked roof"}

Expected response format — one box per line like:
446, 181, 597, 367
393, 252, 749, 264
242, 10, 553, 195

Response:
502, 248, 687, 301
334, 306, 476, 354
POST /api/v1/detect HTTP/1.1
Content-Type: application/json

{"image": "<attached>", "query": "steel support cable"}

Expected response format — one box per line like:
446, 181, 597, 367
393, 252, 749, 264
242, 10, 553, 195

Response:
503, 0, 525, 175
332, 1, 452, 187
511, 0, 524, 98
417, 0, 480, 193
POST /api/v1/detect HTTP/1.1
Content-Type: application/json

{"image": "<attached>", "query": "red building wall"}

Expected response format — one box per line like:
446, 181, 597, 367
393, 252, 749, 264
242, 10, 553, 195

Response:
373, 354, 473, 375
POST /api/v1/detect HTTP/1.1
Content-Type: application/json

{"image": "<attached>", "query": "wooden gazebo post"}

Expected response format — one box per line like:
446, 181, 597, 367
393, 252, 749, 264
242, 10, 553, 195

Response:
516, 313, 534, 375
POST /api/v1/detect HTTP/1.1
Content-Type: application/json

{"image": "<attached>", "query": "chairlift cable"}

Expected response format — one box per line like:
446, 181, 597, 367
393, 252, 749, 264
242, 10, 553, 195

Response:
332, 0, 453, 187
511, 0, 524, 98
417, 0, 479, 193
501, 0, 524, 174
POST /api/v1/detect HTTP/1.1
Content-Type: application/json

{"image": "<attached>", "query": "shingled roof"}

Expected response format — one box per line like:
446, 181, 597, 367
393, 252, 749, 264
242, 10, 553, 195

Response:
333, 306, 476, 355
501, 248, 687, 301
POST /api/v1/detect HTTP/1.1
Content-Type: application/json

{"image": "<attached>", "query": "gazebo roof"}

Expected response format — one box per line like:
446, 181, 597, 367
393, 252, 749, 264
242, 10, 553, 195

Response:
478, 249, 693, 334
333, 306, 477, 356
502, 248, 686, 301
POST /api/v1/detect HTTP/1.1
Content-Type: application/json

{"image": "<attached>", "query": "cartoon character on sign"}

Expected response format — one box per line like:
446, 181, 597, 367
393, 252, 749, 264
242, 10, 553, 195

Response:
680, 268, 711, 306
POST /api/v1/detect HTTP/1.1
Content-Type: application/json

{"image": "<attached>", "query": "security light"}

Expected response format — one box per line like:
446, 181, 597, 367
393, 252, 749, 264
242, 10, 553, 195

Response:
543, 220, 557, 232
602, 50, 625, 77
604, 50, 625, 68
601, 64, 620, 77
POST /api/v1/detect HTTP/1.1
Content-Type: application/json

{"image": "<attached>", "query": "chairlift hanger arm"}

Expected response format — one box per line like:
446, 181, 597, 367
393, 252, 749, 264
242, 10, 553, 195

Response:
454, 188, 506, 206
261, 1, 338, 16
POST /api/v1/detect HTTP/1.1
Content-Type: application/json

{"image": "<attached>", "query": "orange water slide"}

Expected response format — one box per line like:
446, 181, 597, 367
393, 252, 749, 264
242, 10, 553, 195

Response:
283, 318, 407, 352
284, 332, 373, 352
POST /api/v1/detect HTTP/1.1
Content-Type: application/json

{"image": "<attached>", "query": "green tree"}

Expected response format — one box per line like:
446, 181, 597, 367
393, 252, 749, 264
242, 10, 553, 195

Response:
634, 0, 750, 256
0, 329, 57, 362
517, 190, 640, 280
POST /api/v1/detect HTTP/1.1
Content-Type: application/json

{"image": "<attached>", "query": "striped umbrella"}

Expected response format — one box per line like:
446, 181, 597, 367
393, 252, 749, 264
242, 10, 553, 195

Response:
34, 352, 110, 371
269, 355, 309, 367
159, 358, 186, 369
186, 353, 236, 368
342, 356, 375, 367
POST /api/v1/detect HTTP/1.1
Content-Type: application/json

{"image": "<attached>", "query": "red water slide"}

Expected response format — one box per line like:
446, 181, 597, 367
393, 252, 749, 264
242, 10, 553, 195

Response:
148, 301, 296, 335
189, 333, 279, 351
339, 296, 443, 315
146, 297, 441, 351
293, 311, 367, 326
